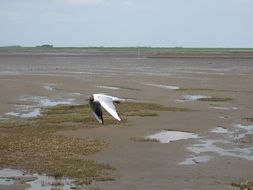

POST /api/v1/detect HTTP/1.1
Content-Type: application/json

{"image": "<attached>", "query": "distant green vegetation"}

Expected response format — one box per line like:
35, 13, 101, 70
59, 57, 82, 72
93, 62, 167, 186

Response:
36, 44, 53, 48
1, 46, 253, 52
197, 97, 233, 102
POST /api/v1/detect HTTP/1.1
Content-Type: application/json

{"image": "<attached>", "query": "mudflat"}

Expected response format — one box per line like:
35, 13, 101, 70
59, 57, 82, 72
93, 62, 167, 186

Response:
1, 48, 253, 190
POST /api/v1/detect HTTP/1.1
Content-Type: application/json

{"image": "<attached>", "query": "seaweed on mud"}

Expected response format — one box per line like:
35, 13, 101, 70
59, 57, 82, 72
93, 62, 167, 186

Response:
0, 102, 191, 184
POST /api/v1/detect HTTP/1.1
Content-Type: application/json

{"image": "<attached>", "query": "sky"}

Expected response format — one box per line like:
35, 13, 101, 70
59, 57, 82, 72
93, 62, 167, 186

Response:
0, 0, 253, 47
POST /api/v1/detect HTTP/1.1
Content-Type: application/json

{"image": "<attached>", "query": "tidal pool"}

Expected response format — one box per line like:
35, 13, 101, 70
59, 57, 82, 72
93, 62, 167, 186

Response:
4, 95, 76, 119
96, 85, 120, 90
179, 155, 214, 165
209, 106, 238, 110
181, 95, 211, 101
0, 168, 79, 190
146, 130, 199, 143
145, 83, 179, 90
187, 139, 253, 161
0, 116, 8, 120
19, 96, 75, 107
43, 85, 55, 91
6, 108, 41, 118
180, 124, 253, 165
211, 127, 233, 134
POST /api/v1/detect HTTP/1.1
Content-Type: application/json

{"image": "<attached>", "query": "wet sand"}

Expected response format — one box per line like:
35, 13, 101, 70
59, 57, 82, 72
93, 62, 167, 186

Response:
1, 49, 253, 189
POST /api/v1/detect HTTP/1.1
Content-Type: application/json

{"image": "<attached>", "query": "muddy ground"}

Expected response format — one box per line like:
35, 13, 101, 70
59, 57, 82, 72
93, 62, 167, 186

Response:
0, 48, 253, 190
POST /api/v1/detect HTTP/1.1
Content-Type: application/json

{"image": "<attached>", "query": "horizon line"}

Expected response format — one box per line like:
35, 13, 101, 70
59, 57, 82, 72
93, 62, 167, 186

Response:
1, 45, 253, 49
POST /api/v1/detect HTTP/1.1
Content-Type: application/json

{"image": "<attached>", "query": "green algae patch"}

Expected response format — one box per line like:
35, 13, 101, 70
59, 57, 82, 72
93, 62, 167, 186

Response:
197, 97, 233, 102
242, 117, 253, 123
0, 102, 191, 184
231, 180, 253, 190
118, 102, 192, 117
130, 137, 159, 143
0, 104, 113, 184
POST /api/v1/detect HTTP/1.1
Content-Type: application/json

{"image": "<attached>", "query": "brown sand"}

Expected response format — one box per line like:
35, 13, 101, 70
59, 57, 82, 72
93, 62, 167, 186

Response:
1, 49, 253, 189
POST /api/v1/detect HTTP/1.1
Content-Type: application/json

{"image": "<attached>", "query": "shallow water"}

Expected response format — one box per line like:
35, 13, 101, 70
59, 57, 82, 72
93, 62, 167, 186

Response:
211, 127, 233, 134
20, 96, 75, 107
209, 106, 238, 110
96, 85, 120, 90
145, 83, 179, 90
187, 139, 253, 161
236, 124, 253, 133
181, 124, 253, 165
146, 130, 198, 143
6, 108, 41, 118
43, 84, 56, 91
0, 116, 8, 120
0, 168, 78, 190
179, 155, 214, 165
4, 95, 76, 119
0, 168, 24, 186
181, 95, 211, 101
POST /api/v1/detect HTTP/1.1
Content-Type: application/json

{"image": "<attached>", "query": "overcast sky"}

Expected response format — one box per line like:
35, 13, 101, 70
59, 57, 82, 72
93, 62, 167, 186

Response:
1, 0, 253, 47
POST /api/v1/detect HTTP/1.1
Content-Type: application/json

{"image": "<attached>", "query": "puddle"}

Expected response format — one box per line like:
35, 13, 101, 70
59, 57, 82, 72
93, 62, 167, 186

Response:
27, 174, 74, 190
219, 116, 228, 119
4, 96, 76, 119
0, 178, 14, 185
146, 130, 198, 143
0, 168, 23, 177
69, 92, 82, 96
6, 108, 41, 118
180, 124, 253, 165
181, 95, 211, 101
234, 124, 253, 140
0, 116, 8, 120
179, 155, 214, 165
209, 106, 238, 110
187, 139, 253, 161
43, 84, 56, 91
96, 85, 120, 90
145, 83, 179, 90
211, 127, 233, 134
0, 168, 24, 186
236, 124, 253, 133
19, 96, 75, 107
0, 168, 80, 190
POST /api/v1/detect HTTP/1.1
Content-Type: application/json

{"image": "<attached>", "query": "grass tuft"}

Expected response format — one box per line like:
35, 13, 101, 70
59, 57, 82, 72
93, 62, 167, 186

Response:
197, 97, 233, 102
130, 137, 159, 143
231, 180, 253, 190
242, 117, 253, 122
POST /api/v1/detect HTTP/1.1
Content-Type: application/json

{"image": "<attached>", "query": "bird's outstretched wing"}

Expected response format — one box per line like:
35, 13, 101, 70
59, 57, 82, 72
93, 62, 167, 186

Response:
89, 100, 103, 124
94, 94, 121, 121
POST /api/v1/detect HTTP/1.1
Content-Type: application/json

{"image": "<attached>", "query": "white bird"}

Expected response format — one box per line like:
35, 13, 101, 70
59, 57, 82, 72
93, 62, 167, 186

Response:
87, 94, 122, 124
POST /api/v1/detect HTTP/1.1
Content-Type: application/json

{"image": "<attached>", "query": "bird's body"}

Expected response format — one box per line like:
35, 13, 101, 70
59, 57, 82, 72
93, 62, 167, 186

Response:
88, 94, 122, 124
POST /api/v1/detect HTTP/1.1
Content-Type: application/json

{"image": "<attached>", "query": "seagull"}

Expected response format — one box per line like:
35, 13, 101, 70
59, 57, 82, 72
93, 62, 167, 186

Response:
87, 94, 122, 124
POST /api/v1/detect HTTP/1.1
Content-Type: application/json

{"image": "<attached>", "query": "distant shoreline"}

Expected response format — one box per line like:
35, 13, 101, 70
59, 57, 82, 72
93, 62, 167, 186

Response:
1, 46, 253, 52
1, 46, 253, 59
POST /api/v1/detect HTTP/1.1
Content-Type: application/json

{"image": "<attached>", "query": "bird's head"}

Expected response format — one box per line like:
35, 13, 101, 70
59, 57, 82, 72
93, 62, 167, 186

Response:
86, 95, 94, 101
